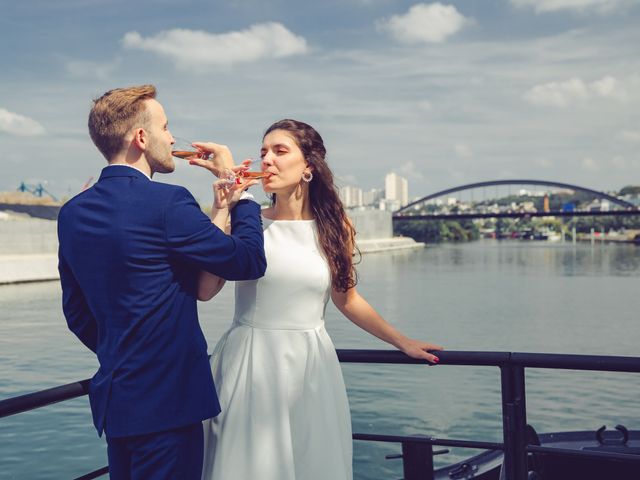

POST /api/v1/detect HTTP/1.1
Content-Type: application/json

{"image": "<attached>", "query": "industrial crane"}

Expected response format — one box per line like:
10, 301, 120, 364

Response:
17, 182, 59, 202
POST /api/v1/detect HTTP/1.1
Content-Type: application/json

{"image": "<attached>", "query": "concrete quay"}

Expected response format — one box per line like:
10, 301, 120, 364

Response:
0, 208, 422, 284
357, 237, 425, 253
0, 254, 59, 284
0, 213, 59, 284
347, 208, 425, 253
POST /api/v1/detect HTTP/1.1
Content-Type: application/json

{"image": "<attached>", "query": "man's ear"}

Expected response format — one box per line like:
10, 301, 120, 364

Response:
132, 128, 147, 151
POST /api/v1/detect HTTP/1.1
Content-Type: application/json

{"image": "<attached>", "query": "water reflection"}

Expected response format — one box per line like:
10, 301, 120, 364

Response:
0, 242, 638, 479
417, 241, 640, 278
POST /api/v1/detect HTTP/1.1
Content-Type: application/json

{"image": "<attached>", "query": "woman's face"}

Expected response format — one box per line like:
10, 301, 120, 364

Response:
260, 129, 310, 194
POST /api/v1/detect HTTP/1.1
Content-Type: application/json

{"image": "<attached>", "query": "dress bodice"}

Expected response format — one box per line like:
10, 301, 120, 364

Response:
233, 217, 331, 330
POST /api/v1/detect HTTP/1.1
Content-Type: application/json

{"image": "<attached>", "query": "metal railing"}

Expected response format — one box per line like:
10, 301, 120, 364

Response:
1, 349, 639, 480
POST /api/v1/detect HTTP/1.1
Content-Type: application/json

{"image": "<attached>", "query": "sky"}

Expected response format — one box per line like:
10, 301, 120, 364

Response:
1, 0, 639, 204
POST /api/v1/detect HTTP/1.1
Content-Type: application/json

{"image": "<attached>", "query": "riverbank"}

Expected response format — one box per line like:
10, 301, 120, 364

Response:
0, 209, 423, 284
347, 208, 425, 252
0, 213, 59, 284
0, 254, 59, 284
0, 240, 425, 284
0, 192, 62, 220
357, 237, 425, 253
576, 229, 640, 244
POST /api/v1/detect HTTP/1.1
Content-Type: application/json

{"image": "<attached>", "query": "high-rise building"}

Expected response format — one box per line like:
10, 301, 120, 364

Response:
384, 172, 409, 207
339, 185, 363, 208
379, 198, 401, 211
362, 188, 382, 207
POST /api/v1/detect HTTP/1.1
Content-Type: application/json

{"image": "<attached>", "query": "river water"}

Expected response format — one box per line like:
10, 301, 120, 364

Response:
1, 241, 639, 479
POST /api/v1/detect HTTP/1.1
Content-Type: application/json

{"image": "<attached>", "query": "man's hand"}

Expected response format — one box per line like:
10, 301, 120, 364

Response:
189, 142, 237, 178
212, 176, 259, 211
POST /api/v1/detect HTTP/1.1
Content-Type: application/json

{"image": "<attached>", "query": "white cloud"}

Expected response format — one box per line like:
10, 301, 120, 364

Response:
611, 155, 626, 168
353, 0, 388, 4
418, 100, 433, 111
398, 161, 424, 181
510, 0, 635, 14
610, 155, 640, 169
523, 78, 589, 107
122, 22, 308, 69
447, 168, 466, 183
536, 158, 554, 168
581, 157, 600, 171
590, 75, 627, 100
581, 155, 640, 171
0, 108, 46, 136
454, 143, 473, 158
377, 2, 470, 44
65, 59, 118, 80
523, 75, 626, 107
619, 129, 640, 143
337, 174, 359, 186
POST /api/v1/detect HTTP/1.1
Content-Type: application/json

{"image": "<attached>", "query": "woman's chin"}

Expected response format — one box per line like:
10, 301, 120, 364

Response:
262, 180, 276, 193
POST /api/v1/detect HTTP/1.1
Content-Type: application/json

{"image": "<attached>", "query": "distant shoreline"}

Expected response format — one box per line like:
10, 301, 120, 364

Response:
0, 203, 61, 220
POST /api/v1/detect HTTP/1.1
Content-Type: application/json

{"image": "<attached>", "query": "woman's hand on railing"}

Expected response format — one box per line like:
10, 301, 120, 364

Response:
397, 338, 443, 363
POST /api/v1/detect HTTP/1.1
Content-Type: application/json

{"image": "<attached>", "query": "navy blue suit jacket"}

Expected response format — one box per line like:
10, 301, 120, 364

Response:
58, 165, 266, 438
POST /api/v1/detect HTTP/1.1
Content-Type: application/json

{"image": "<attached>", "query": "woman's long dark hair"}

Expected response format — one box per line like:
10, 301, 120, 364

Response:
264, 119, 358, 292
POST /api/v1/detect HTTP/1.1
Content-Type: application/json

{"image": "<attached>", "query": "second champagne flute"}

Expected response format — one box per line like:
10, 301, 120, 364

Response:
237, 157, 270, 179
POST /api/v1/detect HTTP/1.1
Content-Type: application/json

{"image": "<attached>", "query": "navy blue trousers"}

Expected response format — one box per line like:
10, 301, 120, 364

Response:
106, 423, 203, 480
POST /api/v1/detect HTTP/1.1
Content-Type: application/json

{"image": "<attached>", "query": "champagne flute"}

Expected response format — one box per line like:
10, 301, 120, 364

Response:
222, 157, 271, 186
171, 137, 212, 161
237, 159, 271, 180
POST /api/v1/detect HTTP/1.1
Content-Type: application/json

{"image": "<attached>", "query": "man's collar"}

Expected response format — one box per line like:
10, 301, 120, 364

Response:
100, 164, 152, 181
103, 164, 151, 180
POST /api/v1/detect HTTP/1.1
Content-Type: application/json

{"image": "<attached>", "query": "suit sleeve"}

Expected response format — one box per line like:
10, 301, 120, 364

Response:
164, 187, 266, 280
58, 249, 98, 353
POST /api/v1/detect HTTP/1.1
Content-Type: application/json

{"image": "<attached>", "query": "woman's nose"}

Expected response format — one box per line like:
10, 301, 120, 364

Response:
262, 153, 274, 166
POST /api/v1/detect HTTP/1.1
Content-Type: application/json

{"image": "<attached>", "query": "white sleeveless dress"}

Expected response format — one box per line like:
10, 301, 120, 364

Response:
202, 217, 353, 480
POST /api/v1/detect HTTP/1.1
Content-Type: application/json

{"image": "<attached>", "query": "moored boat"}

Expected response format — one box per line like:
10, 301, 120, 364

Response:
437, 425, 640, 480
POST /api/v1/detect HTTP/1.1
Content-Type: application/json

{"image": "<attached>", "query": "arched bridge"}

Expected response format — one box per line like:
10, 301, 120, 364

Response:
393, 179, 638, 220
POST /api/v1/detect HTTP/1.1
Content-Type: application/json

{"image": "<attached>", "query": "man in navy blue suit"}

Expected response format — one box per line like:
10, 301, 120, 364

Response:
58, 85, 266, 479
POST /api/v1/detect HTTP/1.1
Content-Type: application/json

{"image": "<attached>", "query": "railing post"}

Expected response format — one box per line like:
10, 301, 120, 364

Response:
401, 437, 434, 480
500, 364, 528, 480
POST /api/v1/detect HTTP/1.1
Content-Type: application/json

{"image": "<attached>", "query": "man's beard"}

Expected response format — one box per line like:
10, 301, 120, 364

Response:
147, 139, 175, 174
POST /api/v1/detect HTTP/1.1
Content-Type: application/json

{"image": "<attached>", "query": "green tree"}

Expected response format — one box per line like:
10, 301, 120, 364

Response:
620, 185, 640, 196
394, 219, 479, 243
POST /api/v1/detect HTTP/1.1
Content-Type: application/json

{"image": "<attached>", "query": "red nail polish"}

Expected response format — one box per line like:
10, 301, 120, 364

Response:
433, 357, 440, 363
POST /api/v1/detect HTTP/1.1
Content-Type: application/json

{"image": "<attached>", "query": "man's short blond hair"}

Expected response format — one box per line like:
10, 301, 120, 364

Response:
88, 84, 157, 161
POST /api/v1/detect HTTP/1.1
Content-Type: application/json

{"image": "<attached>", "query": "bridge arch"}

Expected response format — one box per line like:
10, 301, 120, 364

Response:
395, 179, 636, 214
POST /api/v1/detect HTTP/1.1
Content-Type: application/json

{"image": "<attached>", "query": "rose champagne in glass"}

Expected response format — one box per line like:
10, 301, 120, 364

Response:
171, 137, 211, 160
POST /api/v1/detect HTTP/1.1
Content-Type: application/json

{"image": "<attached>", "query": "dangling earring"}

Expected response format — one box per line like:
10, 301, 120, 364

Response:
302, 171, 313, 183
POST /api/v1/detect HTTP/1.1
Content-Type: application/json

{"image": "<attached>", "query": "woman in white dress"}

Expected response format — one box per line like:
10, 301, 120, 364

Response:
193, 119, 443, 480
